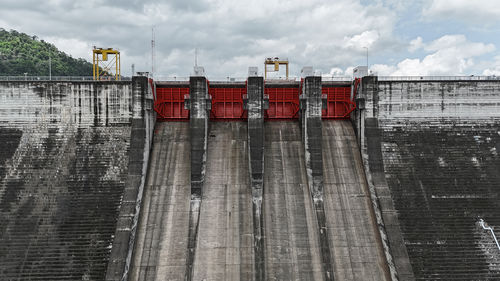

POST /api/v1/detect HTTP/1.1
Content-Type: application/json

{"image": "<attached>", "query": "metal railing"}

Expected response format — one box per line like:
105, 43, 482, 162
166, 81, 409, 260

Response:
321, 76, 353, 82
151, 75, 354, 82
480, 219, 500, 251
5, 75, 497, 82
207, 77, 248, 82
0, 76, 131, 81
153, 76, 190, 81
378, 76, 500, 81
4, 75, 497, 82
155, 76, 295, 82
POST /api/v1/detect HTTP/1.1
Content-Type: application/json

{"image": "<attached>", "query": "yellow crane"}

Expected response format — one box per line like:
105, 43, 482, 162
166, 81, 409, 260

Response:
264, 57, 289, 79
93, 47, 121, 80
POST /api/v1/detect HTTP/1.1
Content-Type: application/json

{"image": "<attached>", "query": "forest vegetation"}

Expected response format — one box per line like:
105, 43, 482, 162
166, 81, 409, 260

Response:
0, 29, 93, 76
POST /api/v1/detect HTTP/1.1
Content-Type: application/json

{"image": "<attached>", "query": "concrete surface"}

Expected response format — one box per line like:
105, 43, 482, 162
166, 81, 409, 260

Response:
263, 121, 324, 281
106, 77, 155, 281
130, 122, 255, 281
246, 76, 265, 281
192, 122, 254, 281
186, 76, 211, 281
0, 80, 146, 281
322, 120, 389, 281
129, 122, 191, 281
300, 76, 334, 280
380, 120, 500, 280
130, 119, 391, 281
189, 76, 210, 195
355, 77, 500, 280
5, 76, 500, 281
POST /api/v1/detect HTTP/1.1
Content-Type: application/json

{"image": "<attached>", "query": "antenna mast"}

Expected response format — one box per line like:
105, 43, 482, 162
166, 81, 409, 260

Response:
151, 26, 155, 78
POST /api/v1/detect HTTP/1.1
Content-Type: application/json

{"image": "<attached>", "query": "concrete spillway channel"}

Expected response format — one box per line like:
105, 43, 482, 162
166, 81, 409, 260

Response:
263, 121, 325, 280
129, 119, 389, 280
130, 122, 254, 280
322, 120, 389, 280
129, 122, 191, 280
193, 122, 254, 280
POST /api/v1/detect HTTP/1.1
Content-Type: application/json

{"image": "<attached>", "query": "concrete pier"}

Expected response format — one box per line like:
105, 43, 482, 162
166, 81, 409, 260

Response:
246, 75, 266, 280
106, 77, 155, 281
300, 75, 325, 199
247, 76, 265, 189
300, 75, 335, 280
186, 75, 210, 280
188, 75, 210, 196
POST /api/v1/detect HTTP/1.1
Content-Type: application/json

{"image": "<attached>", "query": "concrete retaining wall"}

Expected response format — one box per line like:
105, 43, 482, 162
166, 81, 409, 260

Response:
373, 80, 500, 120
106, 77, 155, 281
0, 81, 133, 127
353, 78, 500, 280
0, 78, 154, 281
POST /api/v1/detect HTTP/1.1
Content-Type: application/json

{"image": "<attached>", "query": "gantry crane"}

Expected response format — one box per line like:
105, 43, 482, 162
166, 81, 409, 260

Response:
264, 57, 289, 79
93, 47, 121, 80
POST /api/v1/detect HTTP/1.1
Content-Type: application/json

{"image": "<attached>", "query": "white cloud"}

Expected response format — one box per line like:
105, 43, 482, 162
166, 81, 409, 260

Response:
482, 56, 500, 76
43, 37, 93, 61
344, 30, 380, 49
327, 67, 346, 76
374, 35, 495, 76
409, 36, 423, 52
425, 34, 467, 51
424, 0, 500, 24
0, 0, 398, 77
370, 64, 396, 75
1, 0, 499, 78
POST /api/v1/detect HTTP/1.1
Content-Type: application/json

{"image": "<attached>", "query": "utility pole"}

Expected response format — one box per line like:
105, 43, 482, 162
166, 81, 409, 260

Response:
131, 64, 135, 76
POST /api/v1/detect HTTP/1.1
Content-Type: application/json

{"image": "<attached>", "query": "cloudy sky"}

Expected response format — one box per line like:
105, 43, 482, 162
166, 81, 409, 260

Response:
1, 0, 499, 78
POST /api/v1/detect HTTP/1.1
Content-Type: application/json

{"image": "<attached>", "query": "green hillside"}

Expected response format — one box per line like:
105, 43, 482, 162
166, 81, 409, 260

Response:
0, 29, 93, 76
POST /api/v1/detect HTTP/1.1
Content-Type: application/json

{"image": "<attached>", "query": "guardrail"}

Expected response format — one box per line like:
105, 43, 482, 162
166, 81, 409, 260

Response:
378, 76, 500, 81
4, 75, 497, 82
154, 76, 250, 82
0, 76, 132, 81
156, 76, 296, 82
321, 75, 354, 82
153, 76, 190, 81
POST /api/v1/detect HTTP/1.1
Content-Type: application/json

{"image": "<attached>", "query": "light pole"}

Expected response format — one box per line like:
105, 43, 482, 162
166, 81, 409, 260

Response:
49, 56, 52, 80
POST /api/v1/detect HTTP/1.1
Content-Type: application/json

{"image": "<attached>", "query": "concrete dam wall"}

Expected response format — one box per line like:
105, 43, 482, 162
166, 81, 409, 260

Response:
130, 120, 390, 281
129, 76, 390, 281
0, 78, 154, 280
2, 75, 500, 281
354, 78, 500, 280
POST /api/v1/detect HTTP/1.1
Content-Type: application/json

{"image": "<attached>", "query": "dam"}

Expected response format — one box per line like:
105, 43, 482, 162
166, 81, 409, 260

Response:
0, 70, 499, 281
